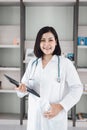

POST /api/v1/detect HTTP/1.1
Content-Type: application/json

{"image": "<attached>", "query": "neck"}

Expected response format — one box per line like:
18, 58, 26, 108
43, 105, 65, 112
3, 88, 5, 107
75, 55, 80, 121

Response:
42, 54, 53, 62
42, 54, 53, 68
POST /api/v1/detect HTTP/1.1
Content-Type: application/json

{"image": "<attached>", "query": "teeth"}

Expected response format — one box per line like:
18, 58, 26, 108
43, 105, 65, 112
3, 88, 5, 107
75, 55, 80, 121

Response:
43, 47, 51, 50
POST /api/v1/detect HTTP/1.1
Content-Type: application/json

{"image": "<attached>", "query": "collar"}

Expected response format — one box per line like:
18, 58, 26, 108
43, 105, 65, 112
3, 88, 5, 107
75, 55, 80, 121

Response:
38, 55, 60, 63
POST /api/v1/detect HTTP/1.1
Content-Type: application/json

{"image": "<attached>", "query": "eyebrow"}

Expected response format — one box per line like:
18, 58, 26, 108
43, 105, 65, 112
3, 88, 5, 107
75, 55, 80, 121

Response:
41, 37, 54, 39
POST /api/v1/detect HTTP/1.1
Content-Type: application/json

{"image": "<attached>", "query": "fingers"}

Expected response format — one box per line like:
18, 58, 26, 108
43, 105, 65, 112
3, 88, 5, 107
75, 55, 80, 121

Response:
44, 111, 54, 119
43, 103, 62, 119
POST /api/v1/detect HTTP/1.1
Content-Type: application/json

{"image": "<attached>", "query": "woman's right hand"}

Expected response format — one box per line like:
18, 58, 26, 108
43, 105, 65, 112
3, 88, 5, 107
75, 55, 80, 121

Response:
15, 83, 27, 93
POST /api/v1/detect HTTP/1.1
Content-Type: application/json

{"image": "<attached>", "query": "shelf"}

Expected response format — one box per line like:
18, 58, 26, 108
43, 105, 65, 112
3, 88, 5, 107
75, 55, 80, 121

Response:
78, 25, 87, 37
0, 45, 20, 48
0, 113, 20, 120
0, 0, 20, 6
80, 0, 87, 1
77, 68, 87, 72
83, 91, 87, 95
79, 0, 87, 6
0, 67, 20, 71
78, 45, 87, 49
23, 0, 76, 6
0, 89, 16, 93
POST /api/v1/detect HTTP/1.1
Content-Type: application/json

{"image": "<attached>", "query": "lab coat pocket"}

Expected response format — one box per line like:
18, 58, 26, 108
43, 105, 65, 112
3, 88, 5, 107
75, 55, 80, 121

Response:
29, 79, 40, 94
40, 99, 51, 113
28, 79, 34, 88
48, 110, 67, 130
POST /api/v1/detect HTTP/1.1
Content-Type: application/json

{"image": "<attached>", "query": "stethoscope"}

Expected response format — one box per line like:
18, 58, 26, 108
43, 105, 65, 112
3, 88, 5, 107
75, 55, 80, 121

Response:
29, 56, 61, 82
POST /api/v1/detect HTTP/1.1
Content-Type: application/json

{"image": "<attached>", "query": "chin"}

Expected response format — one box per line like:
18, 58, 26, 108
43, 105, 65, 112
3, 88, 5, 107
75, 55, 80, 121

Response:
44, 52, 53, 55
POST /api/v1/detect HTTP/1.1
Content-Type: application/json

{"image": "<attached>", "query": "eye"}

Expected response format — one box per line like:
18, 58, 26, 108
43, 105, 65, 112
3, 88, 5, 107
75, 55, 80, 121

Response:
41, 39, 45, 42
49, 39, 53, 41
49, 39, 54, 42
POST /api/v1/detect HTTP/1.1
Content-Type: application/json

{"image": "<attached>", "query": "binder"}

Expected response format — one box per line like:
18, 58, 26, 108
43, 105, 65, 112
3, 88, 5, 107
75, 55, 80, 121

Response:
4, 74, 40, 97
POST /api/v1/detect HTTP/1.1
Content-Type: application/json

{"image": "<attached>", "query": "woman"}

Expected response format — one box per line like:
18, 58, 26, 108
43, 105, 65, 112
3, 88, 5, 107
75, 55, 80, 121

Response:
16, 26, 83, 130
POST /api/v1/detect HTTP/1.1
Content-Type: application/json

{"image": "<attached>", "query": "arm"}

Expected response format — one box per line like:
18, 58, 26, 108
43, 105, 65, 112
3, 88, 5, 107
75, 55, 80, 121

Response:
59, 59, 83, 112
16, 59, 34, 98
43, 59, 83, 119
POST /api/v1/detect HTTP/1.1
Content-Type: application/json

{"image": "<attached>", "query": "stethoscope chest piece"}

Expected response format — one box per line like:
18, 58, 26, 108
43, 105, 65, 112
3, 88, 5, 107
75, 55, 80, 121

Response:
57, 77, 61, 83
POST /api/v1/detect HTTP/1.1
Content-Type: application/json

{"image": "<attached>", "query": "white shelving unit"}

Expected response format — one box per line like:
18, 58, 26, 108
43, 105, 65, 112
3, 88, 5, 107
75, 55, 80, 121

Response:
0, 1, 21, 117
77, 15, 87, 68
76, 1, 87, 120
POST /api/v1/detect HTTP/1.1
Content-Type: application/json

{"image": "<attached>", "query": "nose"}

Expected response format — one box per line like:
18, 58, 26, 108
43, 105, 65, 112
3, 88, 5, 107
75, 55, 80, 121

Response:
44, 40, 49, 46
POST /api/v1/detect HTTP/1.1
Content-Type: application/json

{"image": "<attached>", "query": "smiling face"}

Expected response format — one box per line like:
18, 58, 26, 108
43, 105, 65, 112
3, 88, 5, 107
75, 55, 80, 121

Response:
40, 32, 57, 56
34, 26, 61, 58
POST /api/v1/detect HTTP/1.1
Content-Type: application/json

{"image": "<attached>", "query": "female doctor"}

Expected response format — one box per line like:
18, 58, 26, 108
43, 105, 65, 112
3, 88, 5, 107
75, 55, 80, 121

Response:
16, 26, 83, 130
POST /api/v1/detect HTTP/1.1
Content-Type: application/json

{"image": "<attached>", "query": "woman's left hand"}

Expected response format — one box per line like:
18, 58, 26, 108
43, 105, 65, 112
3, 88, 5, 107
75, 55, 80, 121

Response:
44, 103, 63, 119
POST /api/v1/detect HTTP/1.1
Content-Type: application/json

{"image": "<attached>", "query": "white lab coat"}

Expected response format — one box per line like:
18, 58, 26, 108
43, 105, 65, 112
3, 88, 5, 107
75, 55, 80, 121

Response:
17, 55, 83, 130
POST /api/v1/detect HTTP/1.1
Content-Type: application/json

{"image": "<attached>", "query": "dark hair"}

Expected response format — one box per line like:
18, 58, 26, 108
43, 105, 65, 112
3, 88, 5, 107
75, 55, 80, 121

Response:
34, 26, 61, 58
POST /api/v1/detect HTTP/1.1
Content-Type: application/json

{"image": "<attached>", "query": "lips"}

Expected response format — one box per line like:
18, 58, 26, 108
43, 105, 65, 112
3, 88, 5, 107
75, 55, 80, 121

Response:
43, 47, 51, 50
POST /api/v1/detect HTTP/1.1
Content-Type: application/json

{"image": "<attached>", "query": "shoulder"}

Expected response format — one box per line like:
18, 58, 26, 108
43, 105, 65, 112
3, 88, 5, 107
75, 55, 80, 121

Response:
27, 57, 40, 67
60, 55, 71, 63
54, 55, 73, 65
60, 56, 74, 68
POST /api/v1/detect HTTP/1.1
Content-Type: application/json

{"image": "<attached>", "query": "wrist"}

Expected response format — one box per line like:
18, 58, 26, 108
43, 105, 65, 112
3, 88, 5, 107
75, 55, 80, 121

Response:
57, 104, 64, 111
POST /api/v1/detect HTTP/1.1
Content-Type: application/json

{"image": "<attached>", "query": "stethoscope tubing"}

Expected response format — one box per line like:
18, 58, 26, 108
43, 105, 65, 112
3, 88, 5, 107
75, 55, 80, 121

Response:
30, 56, 60, 82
